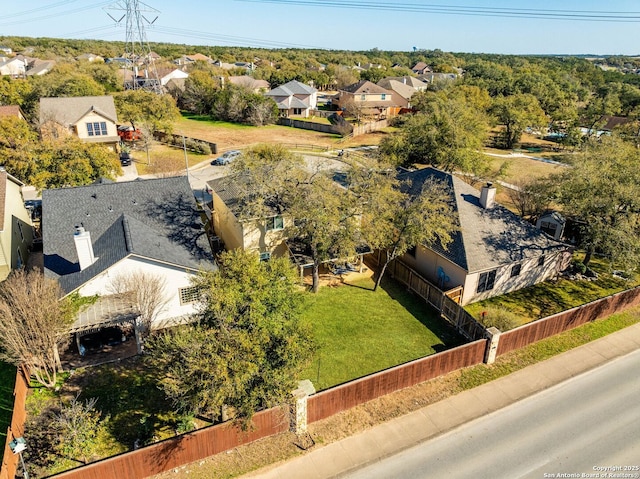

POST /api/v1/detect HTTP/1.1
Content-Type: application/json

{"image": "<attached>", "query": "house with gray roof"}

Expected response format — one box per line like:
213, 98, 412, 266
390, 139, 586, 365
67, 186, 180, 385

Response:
264, 80, 317, 118
39, 95, 120, 150
332, 80, 395, 119
396, 167, 571, 305
376, 78, 420, 108
43, 177, 215, 342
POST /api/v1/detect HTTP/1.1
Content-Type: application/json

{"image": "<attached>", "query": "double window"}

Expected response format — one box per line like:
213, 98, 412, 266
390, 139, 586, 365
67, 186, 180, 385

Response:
86, 121, 108, 136
476, 269, 496, 293
266, 215, 284, 231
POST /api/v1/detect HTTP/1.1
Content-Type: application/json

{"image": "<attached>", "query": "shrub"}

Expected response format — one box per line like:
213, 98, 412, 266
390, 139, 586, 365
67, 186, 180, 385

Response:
478, 306, 520, 332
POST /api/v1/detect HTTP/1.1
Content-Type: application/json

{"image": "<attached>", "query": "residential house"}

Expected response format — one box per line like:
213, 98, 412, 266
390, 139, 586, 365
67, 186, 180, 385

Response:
580, 115, 632, 137
0, 170, 34, 281
0, 46, 12, 55
39, 95, 120, 150
418, 72, 458, 84
175, 53, 214, 66
207, 174, 290, 261
42, 177, 215, 344
411, 62, 432, 75
396, 167, 571, 305
332, 80, 395, 119
0, 56, 28, 77
26, 59, 55, 76
382, 76, 429, 92
376, 78, 419, 108
264, 80, 317, 118
156, 67, 189, 86
77, 53, 104, 63
227, 76, 270, 93
0, 105, 26, 121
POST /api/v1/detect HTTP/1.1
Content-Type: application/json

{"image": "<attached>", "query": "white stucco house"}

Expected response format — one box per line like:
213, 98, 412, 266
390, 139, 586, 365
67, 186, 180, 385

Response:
42, 177, 215, 352
396, 167, 572, 305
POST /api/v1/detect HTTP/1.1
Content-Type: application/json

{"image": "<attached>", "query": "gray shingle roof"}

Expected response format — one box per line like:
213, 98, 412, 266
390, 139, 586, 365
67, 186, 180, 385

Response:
39, 96, 118, 126
399, 167, 567, 273
341, 80, 391, 95
266, 80, 317, 96
43, 177, 214, 294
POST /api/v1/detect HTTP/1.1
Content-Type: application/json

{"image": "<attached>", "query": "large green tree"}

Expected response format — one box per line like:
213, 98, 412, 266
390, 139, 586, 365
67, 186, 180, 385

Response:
490, 93, 548, 149
113, 89, 180, 133
145, 250, 314, 427
380, 93, 489, 174
554, 136, 640, 269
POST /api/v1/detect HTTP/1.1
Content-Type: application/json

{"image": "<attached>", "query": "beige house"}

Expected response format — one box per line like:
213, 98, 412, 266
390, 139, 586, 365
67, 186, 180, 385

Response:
0, 170, 34, 280
332, 80, 395, 119
207, 175, 289, 260
39, 96, 120, 150
376, 78, 420, 108
264, 80, 317, 118
396, 167, 571, 305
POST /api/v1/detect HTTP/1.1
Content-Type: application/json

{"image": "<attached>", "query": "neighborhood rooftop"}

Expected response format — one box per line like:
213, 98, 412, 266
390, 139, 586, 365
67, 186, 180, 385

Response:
43, 176, 214, 294
399, 167, 567, 273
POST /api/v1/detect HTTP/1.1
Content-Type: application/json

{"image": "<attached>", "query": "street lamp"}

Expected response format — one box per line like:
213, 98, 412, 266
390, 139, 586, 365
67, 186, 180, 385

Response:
9, 436, 29, 479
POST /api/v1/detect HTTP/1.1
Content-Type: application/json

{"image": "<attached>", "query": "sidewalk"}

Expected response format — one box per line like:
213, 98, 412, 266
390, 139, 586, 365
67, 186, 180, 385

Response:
243, 321, 640, 479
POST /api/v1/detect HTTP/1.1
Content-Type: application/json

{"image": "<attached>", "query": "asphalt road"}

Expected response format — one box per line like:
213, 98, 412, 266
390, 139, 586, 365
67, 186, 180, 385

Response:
344, 349, 640, 479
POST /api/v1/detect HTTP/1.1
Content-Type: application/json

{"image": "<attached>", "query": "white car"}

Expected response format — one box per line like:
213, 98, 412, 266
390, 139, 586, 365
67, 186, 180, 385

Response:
212, 150, 241, 165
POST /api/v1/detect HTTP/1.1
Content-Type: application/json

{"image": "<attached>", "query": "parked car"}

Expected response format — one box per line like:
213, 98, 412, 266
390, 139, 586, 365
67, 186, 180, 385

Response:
120, 151, 132, 166
211, 150, 241, 165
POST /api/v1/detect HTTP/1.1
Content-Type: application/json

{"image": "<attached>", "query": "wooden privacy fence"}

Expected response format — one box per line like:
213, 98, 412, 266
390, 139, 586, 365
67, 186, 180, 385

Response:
384, 257, 487, 341
497, 285, 640, 356
47, 407, 289, 479
307, 340, 487, 423
0, 367, 28, 479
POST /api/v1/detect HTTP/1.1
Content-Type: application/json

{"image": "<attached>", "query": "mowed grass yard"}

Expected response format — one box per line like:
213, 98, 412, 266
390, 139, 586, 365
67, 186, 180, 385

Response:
300, 276, 465, 391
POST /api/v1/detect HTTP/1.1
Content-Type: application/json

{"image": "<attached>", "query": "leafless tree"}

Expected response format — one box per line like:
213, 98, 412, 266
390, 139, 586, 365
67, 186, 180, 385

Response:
107, 271, 170, 343
0, 269, 74, 388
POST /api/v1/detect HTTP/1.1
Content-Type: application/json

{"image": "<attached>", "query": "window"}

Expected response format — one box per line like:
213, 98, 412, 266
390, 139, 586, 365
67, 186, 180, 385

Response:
540, 221, 557, 237
179, 286, 200, 305
476, 269, 496, 293
538, 255, 546, 267
293, 108, 302, 115
511, 263, 521, 277
259, 251, 271, 262
266, 215, 284, 231
86, 121, 108, 136
360, 94, 366, 101
17, 222, 24, 242
406, 245, 417, 257
381, 93, 386, 100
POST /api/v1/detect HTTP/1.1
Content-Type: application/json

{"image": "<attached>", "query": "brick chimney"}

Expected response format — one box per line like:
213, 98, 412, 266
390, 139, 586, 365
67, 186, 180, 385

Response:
480, 182, 496, 209
74, 225, 96, 271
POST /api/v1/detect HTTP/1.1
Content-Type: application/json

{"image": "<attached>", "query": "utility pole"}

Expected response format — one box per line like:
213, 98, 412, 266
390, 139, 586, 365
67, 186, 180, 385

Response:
105, 0, 162, 94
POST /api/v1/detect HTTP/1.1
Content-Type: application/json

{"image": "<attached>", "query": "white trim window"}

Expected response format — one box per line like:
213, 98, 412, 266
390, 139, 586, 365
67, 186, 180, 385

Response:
86, 121, 108, 137
477, 269, 497, 293
266, 215, 284, 231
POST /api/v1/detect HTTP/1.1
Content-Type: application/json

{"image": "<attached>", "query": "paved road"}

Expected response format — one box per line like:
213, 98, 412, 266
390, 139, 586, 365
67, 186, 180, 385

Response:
344, 349, 640, 479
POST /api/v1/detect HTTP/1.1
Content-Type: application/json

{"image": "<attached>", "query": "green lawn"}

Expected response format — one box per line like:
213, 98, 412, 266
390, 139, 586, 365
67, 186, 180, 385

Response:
0, 361, 16, 445
300, 276, 465, 390
465, 255, 640, 325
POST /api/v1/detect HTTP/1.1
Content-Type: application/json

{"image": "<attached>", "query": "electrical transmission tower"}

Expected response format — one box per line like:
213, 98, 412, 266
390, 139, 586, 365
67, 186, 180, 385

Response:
105, 0, 162, 94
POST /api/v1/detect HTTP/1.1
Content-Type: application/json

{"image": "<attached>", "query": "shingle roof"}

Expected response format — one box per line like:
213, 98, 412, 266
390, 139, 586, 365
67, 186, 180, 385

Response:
341, 80, 391, 95
266, 80, 317, 96
376, 79, 417, 100
398, 167, 567, 273
39, 96, 118, 126
43, 177, 215, 294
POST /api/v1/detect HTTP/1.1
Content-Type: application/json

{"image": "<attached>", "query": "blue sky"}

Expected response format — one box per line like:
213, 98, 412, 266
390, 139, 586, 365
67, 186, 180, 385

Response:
1, 0, 639, 55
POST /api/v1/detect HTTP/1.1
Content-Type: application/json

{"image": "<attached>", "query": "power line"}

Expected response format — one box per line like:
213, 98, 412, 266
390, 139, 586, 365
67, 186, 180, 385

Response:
0, 1, 112, 27
0, 0, 77, 21
235, 0, 640, 22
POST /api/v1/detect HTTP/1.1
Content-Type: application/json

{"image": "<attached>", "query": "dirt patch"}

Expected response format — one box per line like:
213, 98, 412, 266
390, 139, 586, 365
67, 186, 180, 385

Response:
175, 117, 388, 152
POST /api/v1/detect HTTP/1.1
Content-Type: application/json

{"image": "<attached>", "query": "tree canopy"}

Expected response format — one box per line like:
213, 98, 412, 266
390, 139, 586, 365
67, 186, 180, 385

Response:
145, 250, 314, 427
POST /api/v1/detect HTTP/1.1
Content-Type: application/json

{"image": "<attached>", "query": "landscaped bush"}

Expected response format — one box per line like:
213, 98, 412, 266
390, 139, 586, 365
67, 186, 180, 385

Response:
477, 306, 520, 332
